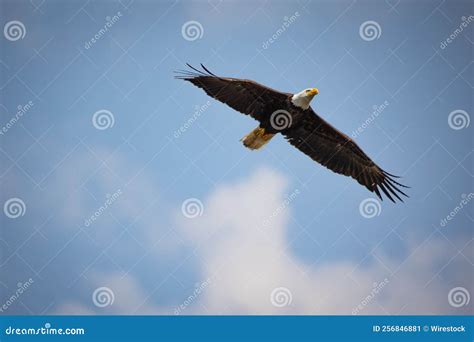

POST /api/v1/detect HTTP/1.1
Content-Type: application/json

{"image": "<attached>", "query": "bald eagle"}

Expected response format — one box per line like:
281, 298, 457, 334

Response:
176, 64, 408, 203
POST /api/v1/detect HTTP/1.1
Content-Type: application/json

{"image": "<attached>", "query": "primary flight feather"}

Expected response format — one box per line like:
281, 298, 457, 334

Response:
175, 64, 409, 203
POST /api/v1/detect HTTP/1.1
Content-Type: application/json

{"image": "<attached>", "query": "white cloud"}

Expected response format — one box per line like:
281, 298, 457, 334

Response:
54, 302, 95, 315
55, 272, 166, 315
176, 167, 469, 314
52, 158, 470, 315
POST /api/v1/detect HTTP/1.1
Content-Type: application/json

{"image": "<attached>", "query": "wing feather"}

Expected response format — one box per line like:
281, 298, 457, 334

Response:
282, 110, 408, 202
175, 64, 290, 122
177, 65, 409, 202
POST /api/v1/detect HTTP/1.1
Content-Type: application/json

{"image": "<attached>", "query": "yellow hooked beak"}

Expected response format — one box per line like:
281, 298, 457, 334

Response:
309, 88, 319, 96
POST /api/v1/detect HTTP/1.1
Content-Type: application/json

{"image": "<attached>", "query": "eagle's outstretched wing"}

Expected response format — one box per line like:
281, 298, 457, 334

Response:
177, 64, 408, 202
282, 109, 409, 202
175, 64, 290, 122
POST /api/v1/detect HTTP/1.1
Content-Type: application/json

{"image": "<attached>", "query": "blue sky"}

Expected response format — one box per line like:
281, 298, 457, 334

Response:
0, 0, 472, 315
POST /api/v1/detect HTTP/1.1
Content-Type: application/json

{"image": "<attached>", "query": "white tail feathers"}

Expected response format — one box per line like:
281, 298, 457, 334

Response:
241, 127, 275, 150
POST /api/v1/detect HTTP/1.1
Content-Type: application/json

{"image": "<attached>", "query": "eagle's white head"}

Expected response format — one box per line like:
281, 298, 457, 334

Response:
291, 88, 319, 110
